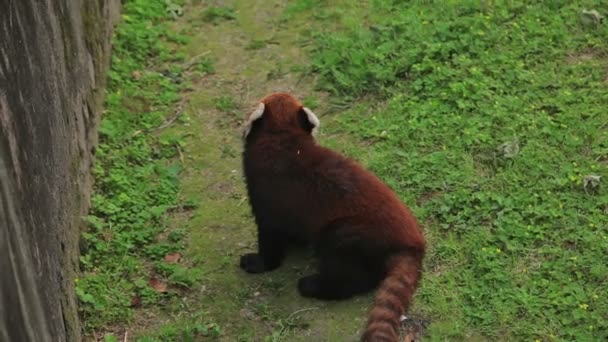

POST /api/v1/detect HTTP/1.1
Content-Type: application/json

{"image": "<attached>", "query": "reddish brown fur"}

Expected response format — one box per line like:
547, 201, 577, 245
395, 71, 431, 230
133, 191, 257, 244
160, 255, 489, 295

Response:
240, 93, 425, 342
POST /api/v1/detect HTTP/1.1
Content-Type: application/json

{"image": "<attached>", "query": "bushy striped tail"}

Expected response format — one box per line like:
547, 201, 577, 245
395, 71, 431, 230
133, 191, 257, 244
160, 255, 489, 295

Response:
361, 252, 423, 342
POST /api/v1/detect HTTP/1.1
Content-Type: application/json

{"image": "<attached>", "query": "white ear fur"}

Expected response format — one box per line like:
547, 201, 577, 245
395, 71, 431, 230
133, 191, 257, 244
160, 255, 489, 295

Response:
243, 102, 265, 138
302, 107, 320, 135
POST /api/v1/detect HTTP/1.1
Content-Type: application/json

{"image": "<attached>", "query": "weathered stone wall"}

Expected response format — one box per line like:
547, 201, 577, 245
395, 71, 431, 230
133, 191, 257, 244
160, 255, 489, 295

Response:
0, 1, 119, 341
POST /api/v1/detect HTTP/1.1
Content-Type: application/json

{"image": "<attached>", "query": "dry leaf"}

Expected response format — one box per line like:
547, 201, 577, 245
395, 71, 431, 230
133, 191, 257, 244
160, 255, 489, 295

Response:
102, 230, 112, 242
497, 139, 520, 159
149, 277, 168, 292
581, 9, 604, 26
402, 331, 417, 342
164, 252, 182, 263
583, 174, 601, 193
130, 295, 141, 307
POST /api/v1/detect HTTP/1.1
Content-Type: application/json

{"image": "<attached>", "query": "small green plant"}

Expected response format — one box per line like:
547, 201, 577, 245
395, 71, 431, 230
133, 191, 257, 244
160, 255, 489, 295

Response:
245, 39, 267, 50
136, 319, 221, 341
104, 334, 119, 342
280, 0, 323, 22
202, 6, 236, 24
196, 56, 215, 74
214, 96, 238, 112
154, 261, 202, 288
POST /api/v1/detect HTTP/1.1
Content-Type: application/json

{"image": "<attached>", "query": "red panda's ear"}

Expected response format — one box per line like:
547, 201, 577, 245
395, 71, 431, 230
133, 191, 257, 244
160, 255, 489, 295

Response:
243, 103, 265, 138
300, 107, 320, 136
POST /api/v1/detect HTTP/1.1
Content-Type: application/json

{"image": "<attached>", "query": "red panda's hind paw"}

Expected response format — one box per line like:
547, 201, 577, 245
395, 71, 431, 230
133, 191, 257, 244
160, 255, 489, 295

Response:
297, 274, 322, 298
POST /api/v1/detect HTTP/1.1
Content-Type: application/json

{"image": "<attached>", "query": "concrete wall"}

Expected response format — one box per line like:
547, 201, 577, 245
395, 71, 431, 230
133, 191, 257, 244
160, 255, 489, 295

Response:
0, 1, 119, 341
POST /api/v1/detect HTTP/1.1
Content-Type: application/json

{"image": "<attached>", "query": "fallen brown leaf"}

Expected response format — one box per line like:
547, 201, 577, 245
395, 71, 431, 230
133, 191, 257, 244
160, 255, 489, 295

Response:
130, 295, 141, 307
149, 277, 168, 292
164, 252, 182, 263
402, 331, 417, 342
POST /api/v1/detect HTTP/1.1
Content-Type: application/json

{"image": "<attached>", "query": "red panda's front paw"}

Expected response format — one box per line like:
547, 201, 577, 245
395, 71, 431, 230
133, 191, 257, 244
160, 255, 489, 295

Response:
240, 253, 267, 273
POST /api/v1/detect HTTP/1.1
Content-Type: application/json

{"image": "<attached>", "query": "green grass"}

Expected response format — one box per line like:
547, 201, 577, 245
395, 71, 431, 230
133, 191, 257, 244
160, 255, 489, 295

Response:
214, 95, 238, 112
80, 0, 608, 341
301, 1, 608, 341
202, 6, 236, 24
195, 56, 215, 75
134, 318, 221, 342
76, 0, 206, 336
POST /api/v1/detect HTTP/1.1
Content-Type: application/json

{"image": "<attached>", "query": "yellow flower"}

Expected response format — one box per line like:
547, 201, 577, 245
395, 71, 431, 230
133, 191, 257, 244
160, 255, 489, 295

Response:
579, 303, 589, 310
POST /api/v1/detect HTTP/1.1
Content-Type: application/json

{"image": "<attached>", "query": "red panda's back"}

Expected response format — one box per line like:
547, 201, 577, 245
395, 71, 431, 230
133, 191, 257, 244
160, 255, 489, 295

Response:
308, 146, 425, 250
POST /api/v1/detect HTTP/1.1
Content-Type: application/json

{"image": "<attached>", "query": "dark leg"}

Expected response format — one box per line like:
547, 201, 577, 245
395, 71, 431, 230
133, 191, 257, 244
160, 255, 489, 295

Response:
297, 220, 385, 300
298, 251, 382, 300
240, 227, 287, 273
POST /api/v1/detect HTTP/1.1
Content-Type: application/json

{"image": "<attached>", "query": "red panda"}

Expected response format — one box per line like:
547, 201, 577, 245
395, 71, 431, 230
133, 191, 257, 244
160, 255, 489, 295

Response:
240, 93, 425, 342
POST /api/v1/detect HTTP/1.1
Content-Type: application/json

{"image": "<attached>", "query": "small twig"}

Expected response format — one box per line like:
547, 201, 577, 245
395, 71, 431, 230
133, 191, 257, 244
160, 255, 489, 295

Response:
181, 51, 211, 70
176, 144, 184, 163
202, 265, 228, 275
278, 307, 319, 337
123, 330, 128, 342
130, 97, 188, 138
237, 196, 248, 207
285, 307, 318, 322
154, 98, 188, 131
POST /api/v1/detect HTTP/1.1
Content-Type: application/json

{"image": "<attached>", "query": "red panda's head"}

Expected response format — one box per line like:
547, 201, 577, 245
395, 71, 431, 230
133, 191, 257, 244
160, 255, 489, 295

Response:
243, 92, 319, 140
